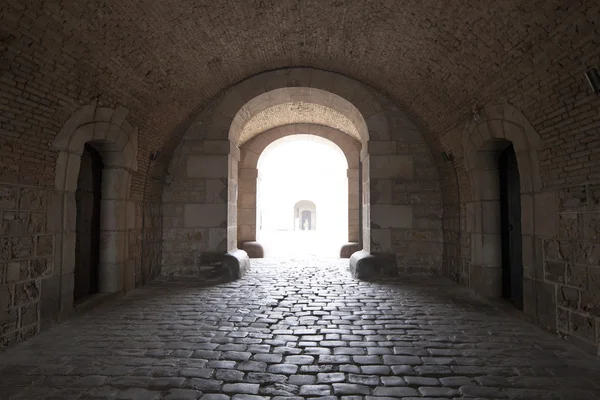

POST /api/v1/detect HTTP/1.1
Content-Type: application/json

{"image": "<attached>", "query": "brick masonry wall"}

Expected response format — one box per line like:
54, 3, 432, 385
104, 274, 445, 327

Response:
0, 184, 52, 346
433, 5, 600, 355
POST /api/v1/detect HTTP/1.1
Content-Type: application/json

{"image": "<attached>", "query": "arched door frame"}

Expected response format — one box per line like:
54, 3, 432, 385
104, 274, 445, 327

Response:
52, 100, 138, 313
463, 104, 543, 307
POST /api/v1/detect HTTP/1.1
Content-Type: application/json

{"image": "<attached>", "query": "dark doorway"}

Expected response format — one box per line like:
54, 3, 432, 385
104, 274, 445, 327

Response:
74, 144, 103, 302
499, 144, 523, 309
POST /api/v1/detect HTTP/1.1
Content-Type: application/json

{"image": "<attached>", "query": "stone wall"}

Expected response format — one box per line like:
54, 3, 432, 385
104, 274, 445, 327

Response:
162, 138, 231, 276
546, 184, 600, 353
0, 184, 52, 346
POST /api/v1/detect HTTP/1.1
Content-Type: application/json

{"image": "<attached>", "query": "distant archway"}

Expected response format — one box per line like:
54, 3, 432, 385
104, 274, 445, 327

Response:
295, 200, 317, 231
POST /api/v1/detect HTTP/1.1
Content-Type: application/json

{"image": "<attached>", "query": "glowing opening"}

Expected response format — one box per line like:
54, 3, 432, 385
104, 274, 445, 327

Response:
257, 134, 348, 258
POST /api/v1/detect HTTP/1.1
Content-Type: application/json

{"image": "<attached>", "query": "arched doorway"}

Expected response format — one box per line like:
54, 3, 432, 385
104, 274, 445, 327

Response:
74, 144, 103, 301
52, 101, 138, 313
499, 144, 523, 309
295, 200, 316, 231
463, 104, 543, 313
255, 134, 348, 257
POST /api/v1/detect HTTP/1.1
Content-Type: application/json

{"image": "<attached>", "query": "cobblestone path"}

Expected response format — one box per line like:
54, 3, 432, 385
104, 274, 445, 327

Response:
1, 258, 600, 399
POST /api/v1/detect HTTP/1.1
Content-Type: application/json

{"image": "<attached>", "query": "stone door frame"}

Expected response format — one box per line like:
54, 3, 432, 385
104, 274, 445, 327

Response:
52, 100, 138, 313
463, 104, 544, 313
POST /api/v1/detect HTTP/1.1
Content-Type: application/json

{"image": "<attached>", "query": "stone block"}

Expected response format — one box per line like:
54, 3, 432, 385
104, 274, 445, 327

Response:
370, 179, 391, 204
368, 141, 396, 155
557, 285, 580, 310
241, 241, 264, 258
19, 188, 45, 210
371, 205, 412, 229
340, 242, 360, 258
36, 235, 53, 257
581, 267, 600, 317
544, 261, 566, 284
574, 241, 600, 266
0, 284, 14, 311
370, 229, 391, 252
581, 212, 600, 241
558, 186, 586, 212
534, 191, 558, 237
221, 249, 250, 280
205, 179, 227, 203
558, 212, 579, 239
348, 250, 397, 280
20, 303, 38, 327
0, 184, 17, 209
570, 312, 596, 344
536, 280, 557, 332
370, 155, 413, 180
10, 237, 34, 259
469, 265, 502, 298
208, 228, 227, 251
556, 307, 571, 333
565, 265, 587, 289
184, 204, 227, 228
203, 140, 230, 155
14, 281, 40, 306
0, 308, 18, 335
187, 155, 228, 178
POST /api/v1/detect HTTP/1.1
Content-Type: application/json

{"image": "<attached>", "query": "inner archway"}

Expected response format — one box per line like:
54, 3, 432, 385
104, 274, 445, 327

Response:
256, 134, 348, 258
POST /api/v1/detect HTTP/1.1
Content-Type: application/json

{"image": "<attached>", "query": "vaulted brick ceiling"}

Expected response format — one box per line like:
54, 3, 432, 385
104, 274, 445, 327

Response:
1, 0, 592, 165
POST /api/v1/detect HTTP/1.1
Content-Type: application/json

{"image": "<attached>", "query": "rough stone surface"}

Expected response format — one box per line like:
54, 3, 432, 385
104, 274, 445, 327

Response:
348, 251, 397, 280
1, 259, 599, 399
241, 242, 264, 259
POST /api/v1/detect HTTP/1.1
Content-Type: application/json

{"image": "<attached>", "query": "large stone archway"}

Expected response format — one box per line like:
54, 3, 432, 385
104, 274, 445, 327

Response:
163, 68, 442, 279
238, 125, 361, 256
463, 104, 548, 317
51, 100, 138, 313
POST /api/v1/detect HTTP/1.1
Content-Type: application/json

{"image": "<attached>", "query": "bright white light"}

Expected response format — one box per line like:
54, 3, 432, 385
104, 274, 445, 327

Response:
257, 135, 348, 258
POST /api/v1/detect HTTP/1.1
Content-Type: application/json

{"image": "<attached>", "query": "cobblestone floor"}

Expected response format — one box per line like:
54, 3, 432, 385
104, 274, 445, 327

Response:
1, 258, 600, 399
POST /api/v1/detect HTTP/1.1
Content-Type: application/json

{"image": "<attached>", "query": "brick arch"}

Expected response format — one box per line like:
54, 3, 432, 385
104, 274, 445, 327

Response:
463, 103, 543, 303
238, 124, 361, 251
202, 68, 390, 145
51, 100, 139, 311
218, 69, 383, 255
228, 88, 369, 147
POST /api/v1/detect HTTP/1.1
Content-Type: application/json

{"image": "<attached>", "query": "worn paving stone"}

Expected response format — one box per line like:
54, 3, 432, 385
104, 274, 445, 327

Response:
0, 259, 600, 399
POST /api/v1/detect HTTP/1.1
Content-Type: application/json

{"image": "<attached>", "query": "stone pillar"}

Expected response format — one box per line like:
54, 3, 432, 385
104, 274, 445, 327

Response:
348, 168, 360, 243
183, 146, 229, 254
238, 168, 258, 243
368, 149, 414, 255
227, 144, 240, 252
361, 151, 371, 253
98, 167, 130, 293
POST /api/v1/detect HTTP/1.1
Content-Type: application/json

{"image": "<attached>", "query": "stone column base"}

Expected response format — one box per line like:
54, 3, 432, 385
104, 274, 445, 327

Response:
221, 249, 251, 280
241, 241, 264, 258
340, 242, 361, 258
349, 251, 397, 280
